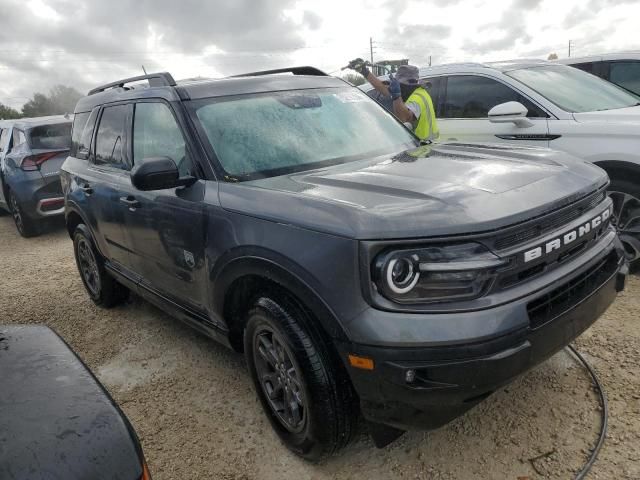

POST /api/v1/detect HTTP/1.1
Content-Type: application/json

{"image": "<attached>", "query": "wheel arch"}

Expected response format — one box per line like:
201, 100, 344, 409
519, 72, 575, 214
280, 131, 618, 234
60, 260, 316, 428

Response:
64, 205, 107, 258
212, 251, 351, 353
593, 160, 640, 185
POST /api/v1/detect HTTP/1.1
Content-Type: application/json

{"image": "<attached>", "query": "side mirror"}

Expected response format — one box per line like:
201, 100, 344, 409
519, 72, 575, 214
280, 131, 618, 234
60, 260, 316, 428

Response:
77, 147, 90, 160
130, 156, 196, 191
488, 101, 534, 128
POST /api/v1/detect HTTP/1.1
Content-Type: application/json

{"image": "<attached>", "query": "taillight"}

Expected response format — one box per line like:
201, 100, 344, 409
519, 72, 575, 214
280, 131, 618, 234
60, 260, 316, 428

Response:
140, 460, 152, 480
21, 151, 65, 171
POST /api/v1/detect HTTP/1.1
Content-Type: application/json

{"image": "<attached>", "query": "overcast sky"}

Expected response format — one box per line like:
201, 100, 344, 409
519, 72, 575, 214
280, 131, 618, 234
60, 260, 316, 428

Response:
0, 0, 638, 109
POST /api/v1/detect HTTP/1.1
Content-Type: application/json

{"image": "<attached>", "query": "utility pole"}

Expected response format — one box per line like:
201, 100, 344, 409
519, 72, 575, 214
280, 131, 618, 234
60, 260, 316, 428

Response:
429, 55, 432, 67
568, 40, 572, 58
369, 37, 374, 66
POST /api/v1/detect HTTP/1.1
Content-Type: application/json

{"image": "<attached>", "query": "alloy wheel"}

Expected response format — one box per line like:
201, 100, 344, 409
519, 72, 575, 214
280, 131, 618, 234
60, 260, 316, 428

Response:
609, 190, 640, 262
253, 326, 307, 433
77, 237, 101, 296
9, 192, 24, 234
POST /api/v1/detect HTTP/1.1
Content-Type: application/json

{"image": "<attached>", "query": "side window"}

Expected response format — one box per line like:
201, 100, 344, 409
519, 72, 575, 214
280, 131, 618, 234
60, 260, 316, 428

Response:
421, 76, 444, 117
133, 102, 194, 177
366, 86, 393, 112
70, 112, 90, 157
11, 129, 26, 151
94, 104, 128, 169
442, 75, 548, 119
0, 128, 9, 152
608, 61, 640, 96
572, 62, 595, 74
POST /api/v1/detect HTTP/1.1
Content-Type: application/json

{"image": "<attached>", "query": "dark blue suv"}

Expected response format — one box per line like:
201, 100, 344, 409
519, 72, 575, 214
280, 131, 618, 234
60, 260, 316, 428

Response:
62, 69, 627, 459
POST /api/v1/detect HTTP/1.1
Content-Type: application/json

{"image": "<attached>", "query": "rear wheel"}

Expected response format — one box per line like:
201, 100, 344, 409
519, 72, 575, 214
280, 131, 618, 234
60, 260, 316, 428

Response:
244, 296, 358, 460
73, 224, 129, 307
608, 178, 640, 265
9, 190, 39, 237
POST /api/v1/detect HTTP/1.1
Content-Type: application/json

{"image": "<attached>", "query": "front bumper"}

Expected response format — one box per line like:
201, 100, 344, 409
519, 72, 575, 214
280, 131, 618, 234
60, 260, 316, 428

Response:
340, 235, 627, 431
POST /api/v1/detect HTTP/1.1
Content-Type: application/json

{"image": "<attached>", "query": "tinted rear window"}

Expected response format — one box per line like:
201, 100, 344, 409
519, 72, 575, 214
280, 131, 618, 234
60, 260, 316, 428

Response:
29, 123, 71, 150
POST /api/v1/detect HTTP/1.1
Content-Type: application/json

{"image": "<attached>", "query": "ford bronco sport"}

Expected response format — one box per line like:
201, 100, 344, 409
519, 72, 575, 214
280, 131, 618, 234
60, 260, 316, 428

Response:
62, 68, 628, 459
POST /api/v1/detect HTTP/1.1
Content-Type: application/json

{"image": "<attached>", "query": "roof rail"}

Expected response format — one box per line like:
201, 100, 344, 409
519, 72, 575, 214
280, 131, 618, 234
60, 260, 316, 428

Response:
88, 72, 177, 96
231, 66, 328, 78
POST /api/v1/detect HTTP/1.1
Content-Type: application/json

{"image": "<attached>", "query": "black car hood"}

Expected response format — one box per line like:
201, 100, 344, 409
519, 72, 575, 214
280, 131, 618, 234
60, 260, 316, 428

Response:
0, 326, 143, 480
218, 143, 608, 240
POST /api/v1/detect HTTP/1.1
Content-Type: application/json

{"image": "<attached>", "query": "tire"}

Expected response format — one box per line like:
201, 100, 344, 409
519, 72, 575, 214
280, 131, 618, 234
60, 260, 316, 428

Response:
244, 296, 358, 460
608, 178, 640, 266
73, 223, 129, 308
9, 190, 40, 238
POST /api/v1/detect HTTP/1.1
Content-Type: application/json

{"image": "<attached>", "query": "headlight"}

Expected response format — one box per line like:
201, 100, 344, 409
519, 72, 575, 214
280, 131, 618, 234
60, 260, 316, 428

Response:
373, 243, 504, 304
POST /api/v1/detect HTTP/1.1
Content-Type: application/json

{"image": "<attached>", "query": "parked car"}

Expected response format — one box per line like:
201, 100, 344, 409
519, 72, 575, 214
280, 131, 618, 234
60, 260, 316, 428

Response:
558, 52, 640, 96
361, 60, 640, 263
0, 325, 150, 480
62, 69, 627, 458
0, 115, 72, 236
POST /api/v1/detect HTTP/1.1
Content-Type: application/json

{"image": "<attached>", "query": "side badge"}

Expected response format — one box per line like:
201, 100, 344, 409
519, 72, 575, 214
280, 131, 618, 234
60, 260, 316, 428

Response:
183, 250, 195, 269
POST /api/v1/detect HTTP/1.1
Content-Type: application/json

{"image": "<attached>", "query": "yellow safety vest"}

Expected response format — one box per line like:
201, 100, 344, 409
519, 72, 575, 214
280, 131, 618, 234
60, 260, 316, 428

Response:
407, 87, 439, 142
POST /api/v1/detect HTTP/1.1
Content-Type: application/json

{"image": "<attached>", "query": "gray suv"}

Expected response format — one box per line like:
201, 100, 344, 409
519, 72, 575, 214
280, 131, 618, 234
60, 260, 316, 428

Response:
0, 115, 72, 237
62, 69, 627, 459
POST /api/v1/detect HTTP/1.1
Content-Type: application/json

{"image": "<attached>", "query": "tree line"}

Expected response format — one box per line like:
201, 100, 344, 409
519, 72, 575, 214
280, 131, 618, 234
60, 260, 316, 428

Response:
0, 85, 83, 120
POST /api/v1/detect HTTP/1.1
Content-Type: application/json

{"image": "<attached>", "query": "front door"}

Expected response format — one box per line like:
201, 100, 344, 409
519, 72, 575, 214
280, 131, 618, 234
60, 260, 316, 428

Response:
121, 100, 207, 313
431, 74, 552, 147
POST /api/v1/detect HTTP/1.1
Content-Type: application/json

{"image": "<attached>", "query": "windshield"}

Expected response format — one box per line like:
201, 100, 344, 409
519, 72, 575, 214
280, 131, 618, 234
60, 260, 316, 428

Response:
29, 123, 72, 150
193, 87, 416, 180
507, 65, 640, 113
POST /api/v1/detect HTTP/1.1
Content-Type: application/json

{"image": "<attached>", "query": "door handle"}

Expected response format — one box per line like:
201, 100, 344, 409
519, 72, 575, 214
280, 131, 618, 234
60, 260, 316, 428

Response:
80, 184, 93, 195
120, 196, 141, 210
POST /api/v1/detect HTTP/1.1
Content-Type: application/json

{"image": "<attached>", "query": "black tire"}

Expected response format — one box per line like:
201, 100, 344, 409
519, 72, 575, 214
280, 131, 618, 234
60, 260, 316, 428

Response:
9, 190, 40, 238
244, 296, 358, 460
608, 178, 640, 266
73, 223, 129, 308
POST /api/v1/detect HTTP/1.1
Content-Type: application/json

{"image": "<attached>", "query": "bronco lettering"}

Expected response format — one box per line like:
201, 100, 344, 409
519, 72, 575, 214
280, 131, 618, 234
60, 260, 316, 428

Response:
524, 206, 613, 263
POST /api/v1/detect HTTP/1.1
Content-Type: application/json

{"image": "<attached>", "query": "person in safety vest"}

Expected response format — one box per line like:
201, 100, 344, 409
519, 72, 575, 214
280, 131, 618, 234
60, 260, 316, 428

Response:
347, 59, 439, 142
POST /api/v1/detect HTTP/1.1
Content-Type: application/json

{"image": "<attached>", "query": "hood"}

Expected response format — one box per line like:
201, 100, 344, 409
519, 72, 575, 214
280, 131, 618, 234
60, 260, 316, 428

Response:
218, 143, 608, 240
573, 104, 640, 123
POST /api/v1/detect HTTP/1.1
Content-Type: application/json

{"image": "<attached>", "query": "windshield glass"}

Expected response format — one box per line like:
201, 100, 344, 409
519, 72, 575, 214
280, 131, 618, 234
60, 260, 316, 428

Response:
29, 123, 72, 150
507, 65, 640, 113
193, 87, 416, 180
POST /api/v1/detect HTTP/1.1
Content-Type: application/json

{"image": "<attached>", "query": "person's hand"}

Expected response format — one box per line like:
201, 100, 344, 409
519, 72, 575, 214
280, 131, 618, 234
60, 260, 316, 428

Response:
389, 75, 401, 100
348, 58, 370, 77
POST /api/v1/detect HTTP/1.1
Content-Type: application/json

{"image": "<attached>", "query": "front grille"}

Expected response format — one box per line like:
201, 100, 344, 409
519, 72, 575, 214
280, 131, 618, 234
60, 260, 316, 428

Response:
526, 252, 619, 329
495, 191, 606, 250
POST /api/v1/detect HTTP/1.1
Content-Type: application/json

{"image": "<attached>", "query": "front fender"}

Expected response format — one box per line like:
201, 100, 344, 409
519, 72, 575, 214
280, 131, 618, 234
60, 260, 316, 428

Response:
211, 247, 351, 342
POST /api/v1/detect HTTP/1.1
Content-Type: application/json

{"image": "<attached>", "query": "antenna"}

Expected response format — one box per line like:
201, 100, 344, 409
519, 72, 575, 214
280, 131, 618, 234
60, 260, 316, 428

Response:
142, 65, 148, 75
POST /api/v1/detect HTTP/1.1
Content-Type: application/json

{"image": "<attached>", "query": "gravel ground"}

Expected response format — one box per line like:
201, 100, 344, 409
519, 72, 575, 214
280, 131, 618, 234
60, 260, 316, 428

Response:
1, 215, 639, 480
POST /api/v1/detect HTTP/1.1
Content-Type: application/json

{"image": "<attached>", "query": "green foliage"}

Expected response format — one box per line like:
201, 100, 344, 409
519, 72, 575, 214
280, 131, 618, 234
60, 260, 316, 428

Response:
341, 72, 366, 86
22, 85, 82, 117
0, 103, 22, 120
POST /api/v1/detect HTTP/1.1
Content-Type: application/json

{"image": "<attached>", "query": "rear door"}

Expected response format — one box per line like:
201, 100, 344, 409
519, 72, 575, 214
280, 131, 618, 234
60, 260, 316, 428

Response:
121, 100, 207, 313
433, 74, 551, 146
86, 103, 138, 276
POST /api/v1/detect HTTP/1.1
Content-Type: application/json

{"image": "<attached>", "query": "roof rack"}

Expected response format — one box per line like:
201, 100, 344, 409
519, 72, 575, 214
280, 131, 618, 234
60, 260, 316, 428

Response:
231, 66, 328, 78
88, 72, 177, 96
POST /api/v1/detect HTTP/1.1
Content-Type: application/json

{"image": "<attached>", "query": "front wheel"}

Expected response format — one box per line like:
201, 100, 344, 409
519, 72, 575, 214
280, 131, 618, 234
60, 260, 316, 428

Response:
73, 224, 129, 307
244, 296, 358, 460
608, 178, 640, 265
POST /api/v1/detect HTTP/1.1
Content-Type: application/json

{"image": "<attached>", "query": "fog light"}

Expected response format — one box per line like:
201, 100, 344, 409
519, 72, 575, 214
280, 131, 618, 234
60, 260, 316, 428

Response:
405, 369, 416, 383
